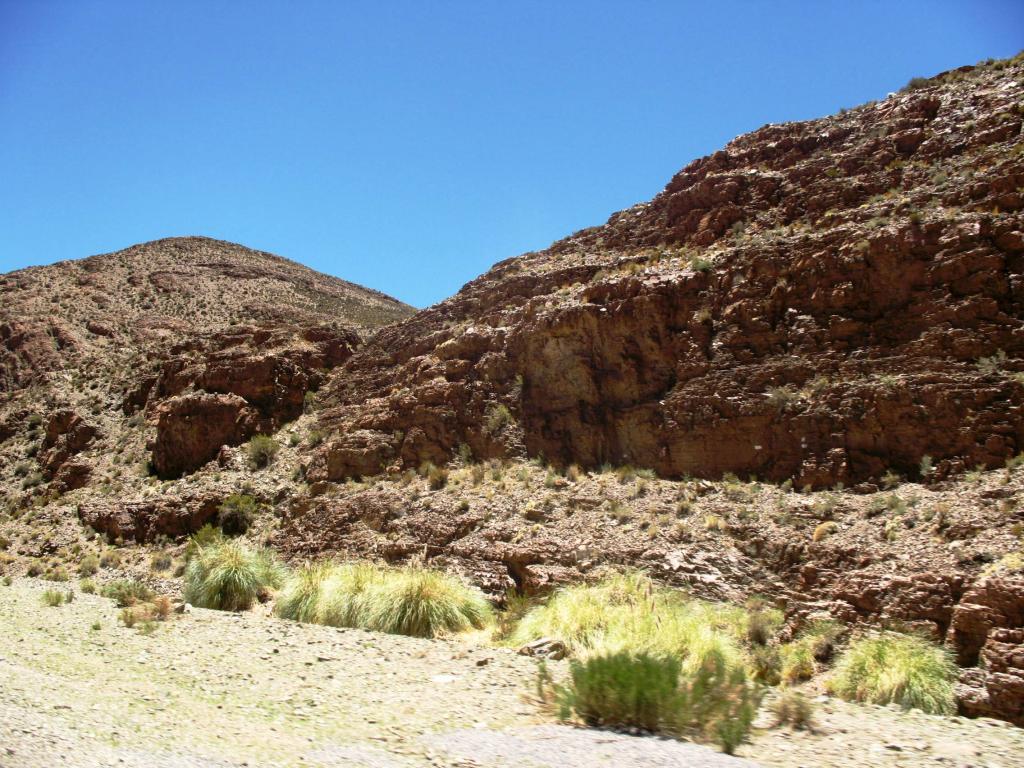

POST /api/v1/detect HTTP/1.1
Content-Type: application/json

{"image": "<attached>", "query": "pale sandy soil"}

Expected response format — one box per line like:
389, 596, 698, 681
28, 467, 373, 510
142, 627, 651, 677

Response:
1, 579, 1021, 768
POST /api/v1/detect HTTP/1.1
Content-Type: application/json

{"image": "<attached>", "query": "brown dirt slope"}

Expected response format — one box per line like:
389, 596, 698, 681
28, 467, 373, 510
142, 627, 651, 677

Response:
311, 55, 1024, 489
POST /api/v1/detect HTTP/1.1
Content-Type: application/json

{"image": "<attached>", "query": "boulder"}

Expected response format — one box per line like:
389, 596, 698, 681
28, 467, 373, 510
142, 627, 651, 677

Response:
149, 393, 259, 479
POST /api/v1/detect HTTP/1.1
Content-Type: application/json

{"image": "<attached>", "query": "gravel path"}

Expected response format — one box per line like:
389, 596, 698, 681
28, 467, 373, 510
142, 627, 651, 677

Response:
1, 579, 1022, 768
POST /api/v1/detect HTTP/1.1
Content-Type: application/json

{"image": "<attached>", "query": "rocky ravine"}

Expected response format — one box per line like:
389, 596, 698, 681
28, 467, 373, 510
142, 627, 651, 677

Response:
1, 54, 1024, 732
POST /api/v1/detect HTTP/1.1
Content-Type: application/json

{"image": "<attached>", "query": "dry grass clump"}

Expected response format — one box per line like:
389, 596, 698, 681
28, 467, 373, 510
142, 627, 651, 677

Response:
770, 688, 815, 730
780, 620, 843, 683
539, 649, 759, 754
101, 579, 154, 607
812, 521, 839, 542
42, 588, 67, 607
119, 595, 173, 629
828, 633, 957, 714
275, 561, 491, 638
183, 539, 284, 611
510, 572, 751, 679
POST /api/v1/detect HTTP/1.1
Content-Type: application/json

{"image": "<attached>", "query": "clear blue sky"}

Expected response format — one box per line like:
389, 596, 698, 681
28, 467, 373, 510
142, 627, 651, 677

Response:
1, 2, 1021, 308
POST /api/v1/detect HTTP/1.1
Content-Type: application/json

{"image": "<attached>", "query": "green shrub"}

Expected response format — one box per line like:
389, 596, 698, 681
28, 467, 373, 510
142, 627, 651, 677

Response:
780, 642, 815, 684
828, 633, 957, 714
183, 539, 284, 611
184, 524, 225, 562
217, 493, 258, 536
42, 588, 65, 607
361, 567, 492, 637
484, 403, 513, 435
79, 579, 96, 594
275, 561, 491, 638
541, 650, 759, 754
78, 554, 99, 576
510, 572, 749, 679
101, 579, 154, 607
246, 435, 279, 469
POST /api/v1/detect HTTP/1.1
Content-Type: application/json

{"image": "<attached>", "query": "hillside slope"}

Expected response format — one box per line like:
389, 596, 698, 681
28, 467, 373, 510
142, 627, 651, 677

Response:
311, 56, 1024, 489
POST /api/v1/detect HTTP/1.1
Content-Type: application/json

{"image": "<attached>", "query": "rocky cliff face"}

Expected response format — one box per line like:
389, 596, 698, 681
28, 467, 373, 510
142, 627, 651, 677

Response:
312, 58, 1024, 489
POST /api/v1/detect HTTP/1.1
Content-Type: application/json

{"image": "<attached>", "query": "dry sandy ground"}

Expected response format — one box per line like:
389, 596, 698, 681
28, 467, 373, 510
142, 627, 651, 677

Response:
1, 579, 1021, 768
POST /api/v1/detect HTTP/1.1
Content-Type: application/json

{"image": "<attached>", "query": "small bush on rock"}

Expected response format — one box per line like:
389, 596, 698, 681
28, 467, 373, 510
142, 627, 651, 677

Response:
828, 633, 956, 714
217, 493, 258, 536
246, 435, 279, 469
183, 539, 284, 611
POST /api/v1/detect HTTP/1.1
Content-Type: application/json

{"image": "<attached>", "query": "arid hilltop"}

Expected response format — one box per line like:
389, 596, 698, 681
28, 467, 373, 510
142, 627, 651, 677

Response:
2, 55, 1024, 732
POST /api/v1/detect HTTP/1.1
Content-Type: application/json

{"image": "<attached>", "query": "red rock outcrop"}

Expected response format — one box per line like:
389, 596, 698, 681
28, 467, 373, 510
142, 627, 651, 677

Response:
142, 323, 362, 478
949, 575, 1024, 724
310, 59, 1024, 488
149, 393, 259, 478
79, 493, 224, 542
37, 409, 98, 478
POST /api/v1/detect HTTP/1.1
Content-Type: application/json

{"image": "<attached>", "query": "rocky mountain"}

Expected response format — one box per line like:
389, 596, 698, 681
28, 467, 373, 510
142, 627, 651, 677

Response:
2, 55, 1024, 725
310, 57, 1024, 489
0, 236, 413, 489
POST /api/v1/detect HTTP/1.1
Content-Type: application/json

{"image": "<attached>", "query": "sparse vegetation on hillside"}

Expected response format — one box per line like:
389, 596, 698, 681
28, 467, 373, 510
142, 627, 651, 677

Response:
246, 435, 279, 469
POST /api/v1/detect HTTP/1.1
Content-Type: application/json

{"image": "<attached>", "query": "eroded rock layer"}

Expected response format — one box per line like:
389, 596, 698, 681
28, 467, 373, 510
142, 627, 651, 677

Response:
312, 60, 1024, 488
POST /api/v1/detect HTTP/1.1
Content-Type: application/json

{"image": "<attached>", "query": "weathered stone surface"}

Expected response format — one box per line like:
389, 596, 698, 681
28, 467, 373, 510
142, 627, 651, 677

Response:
79, 493, 223, 542
144, 323, 361, 478
949, 575, 1024, 724
310, 59, 1024, 488
149, 393, 259, 478
37, 409, 98, 477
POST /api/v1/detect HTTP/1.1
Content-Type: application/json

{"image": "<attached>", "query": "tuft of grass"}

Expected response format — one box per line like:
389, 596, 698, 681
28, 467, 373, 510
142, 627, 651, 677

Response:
510, 572, 749, 680
78, 554, 99, 576
183, 539, 284, 611
780, 642, 815, 684
184, 524, 225, 562
101, 579, 154, 607
828, 633, 957, 714
42, 588, 65, 607
79, 579, 96, 594
771, 689, 815, 730
246, 435, 279, 469
150, 551, 173, 572
812, 521, 839, 542
275, 561, 491, 638
540, 649, 759, 754
360, 567, 492, 638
